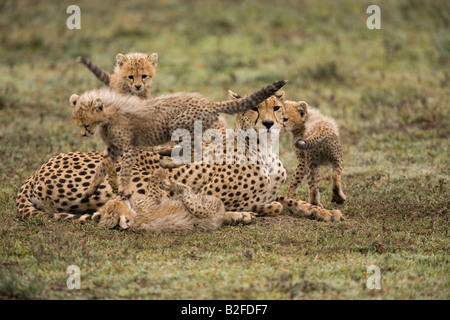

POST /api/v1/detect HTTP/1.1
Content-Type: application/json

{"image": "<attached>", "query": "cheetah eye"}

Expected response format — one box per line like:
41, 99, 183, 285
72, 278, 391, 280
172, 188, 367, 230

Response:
283, 117, 289, 122
250, 106, 258, 112
274, 106, 281, 111
128, 75, 134, 80
142, 74, 148, 79
300, 112, 305, 117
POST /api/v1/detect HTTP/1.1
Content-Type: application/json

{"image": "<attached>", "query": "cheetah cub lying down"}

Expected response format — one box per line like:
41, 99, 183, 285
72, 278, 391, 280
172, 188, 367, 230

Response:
284, 100, 346, 207
77, 52, 158, 99
69, 80, 287, 199
92, 168, 253, 232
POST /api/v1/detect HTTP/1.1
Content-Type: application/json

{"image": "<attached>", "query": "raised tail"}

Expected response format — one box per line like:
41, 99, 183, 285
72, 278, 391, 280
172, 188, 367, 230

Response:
16, 177, 92, 223
76, 56, 111, 86
215, 80, 288, 114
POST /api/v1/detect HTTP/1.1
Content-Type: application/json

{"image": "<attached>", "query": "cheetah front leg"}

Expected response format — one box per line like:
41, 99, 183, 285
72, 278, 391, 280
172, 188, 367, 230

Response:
255, 201, 284, 216
118, 147, 137, 200
83, 149, 119, 198
82, 160, 107, 198
277, 196, 344, 222
223, 211, 254, 225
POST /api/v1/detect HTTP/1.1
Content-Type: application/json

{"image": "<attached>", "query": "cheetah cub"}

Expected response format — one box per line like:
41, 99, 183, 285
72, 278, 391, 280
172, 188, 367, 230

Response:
78, 52, 228, 160
69, 80, 287, 199
284, 100, 346, 207
92, 169, 253, 232
77, 52, 158, 99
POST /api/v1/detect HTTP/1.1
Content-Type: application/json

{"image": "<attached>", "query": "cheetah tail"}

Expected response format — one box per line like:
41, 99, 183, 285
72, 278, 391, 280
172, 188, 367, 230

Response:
76, 56, 111, 86
216, 80, 288, 114
15, 178, 92, 223
15, 177, 44, 220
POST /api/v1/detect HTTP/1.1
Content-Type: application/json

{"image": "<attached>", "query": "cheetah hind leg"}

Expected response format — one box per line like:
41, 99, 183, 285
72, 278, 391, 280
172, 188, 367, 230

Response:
153, 145, 176, 157
331, 171, 346, 204
277, 196, 344, 222
104, 157, 119, 195
82, 159, 107, 198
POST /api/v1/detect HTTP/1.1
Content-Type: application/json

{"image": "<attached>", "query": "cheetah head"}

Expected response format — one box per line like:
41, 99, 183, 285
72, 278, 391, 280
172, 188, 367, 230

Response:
69, 93, 106, 137
283, 100, 309, 132
228, 90, 286, 132
93, 197, 136, 229
114, 52, 158, 96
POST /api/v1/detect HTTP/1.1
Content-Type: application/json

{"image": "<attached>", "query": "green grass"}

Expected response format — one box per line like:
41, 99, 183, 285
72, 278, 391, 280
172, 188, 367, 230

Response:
0, 0, 449, 299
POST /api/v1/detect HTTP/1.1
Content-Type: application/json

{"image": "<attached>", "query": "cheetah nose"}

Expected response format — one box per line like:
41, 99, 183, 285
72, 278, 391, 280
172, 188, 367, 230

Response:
135, 85, 142, 90
262, 120, 274, 129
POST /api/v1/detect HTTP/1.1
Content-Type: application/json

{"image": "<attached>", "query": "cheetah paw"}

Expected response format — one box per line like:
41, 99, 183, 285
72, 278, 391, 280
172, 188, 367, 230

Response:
92, 211, 101, 223
294, 137, 306, 149
119, 215, 130, 229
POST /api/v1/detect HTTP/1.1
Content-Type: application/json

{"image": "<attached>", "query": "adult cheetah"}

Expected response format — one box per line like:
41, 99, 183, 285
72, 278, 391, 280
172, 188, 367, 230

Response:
16, 90, 344, 223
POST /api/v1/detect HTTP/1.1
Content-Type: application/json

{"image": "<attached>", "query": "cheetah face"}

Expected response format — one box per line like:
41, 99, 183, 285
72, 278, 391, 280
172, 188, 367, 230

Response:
283, 100, 309, 132
115, 53, 158, 95
69, 94, 105, 137
228, 90, 286, 132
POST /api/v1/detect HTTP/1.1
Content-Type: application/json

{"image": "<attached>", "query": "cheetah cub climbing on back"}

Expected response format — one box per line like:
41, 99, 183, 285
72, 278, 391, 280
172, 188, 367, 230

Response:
77, 52, 158, 99
93, 168, 253, 232
78, 52, 229, 160
284, 100, 346, 207
69, 80, 287, 200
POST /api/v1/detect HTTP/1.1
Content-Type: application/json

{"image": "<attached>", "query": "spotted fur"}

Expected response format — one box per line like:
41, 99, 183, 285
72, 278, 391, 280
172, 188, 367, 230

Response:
284, 100, 346, 206
69, 80, 287, 199
93, 169, 252, 232
16, 86, 344, 223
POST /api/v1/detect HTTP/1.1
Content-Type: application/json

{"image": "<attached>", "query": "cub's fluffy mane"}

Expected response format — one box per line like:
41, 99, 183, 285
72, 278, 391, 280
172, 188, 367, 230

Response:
285, 100, 339, 137
305, 108, 339, 137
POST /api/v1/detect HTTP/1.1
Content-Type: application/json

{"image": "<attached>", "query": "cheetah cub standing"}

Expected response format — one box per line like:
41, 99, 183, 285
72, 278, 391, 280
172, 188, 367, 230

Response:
93, 169, 253, 232
284, 100, 346, 207
78, 52, 229, 160
69, 80, 287, 199
77, 52, 158, 99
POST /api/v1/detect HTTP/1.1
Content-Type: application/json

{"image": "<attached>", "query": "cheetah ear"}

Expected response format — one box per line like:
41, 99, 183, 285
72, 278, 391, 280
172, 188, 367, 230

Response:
116, 53, 128, 67
93, 98, 104, 111
147, 53, 158, 66
298, 101, 308, 113
228, 90, 241, 100
274, 91, 285, 102
69, 94, 79, 107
